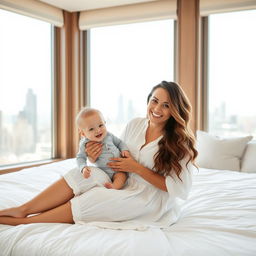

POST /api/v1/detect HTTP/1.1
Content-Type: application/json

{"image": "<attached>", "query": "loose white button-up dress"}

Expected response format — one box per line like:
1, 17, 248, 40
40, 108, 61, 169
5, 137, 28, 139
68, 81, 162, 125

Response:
64, 117, 193, 229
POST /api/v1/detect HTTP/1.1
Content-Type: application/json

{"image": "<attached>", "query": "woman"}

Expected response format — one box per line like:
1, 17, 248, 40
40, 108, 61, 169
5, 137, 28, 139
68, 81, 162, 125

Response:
0, 81, 197, 227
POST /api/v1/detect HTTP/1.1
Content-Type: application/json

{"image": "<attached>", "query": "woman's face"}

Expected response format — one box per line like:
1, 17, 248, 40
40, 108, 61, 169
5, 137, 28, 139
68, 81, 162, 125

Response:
147, 87, 172, 127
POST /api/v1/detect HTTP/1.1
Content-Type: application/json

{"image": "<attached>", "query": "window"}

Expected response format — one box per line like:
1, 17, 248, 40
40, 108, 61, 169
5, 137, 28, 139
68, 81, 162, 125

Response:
89, 20, 174, 136
0, 9, 53, 167
208, 10, 256, 137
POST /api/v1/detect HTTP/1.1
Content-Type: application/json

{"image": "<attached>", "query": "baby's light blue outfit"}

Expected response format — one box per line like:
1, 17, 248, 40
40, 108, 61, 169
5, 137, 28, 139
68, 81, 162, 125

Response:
76, 132, 128, 179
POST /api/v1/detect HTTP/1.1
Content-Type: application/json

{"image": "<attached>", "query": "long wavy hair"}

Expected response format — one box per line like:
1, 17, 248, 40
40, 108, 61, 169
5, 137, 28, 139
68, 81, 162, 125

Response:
147, 81, 198, 180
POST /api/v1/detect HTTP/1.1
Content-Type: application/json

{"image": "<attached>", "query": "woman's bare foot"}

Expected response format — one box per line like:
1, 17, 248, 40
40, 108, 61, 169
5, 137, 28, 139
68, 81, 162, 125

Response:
0, 206, 27, 218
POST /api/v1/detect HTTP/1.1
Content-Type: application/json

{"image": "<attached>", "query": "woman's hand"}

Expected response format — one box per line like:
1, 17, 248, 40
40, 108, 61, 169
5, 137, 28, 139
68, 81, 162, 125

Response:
107, 153, 141, 173
85, 141, 103, 163
109, 151, 168, 191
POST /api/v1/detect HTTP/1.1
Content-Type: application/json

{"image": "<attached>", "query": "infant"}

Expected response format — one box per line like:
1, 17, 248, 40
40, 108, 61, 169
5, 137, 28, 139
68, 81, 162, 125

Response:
76, 107, 129, 189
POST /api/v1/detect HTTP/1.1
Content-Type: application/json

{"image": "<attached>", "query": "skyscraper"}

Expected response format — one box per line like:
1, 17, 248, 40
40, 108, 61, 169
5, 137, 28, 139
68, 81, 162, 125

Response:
23, 88, 37, 151
13, 111, 34, 155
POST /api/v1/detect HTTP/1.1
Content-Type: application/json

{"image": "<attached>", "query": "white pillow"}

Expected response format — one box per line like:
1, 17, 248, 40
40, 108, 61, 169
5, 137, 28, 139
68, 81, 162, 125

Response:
196, 131, 252, 171
241, 141, 256, 173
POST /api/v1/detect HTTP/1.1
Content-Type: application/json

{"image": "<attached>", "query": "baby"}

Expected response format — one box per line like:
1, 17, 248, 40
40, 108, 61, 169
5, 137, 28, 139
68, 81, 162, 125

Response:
76, 107, 129, 189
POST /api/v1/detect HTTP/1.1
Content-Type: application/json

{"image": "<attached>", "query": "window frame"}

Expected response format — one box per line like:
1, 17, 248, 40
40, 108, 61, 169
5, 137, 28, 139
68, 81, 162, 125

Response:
204, 11, 256, 136
200, 16, 209, 131
0, 14, 55, 172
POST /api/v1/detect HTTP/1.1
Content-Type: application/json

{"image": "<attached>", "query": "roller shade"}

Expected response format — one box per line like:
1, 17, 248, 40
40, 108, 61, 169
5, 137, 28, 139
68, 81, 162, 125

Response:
0, 0, 64, 27
79, 0, 176, 30
201, 0, 256, 16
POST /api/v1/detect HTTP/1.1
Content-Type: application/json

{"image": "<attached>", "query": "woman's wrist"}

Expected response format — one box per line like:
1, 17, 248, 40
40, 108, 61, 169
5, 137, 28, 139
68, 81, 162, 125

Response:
133, 163, 148, 175
132, 163, 167, 191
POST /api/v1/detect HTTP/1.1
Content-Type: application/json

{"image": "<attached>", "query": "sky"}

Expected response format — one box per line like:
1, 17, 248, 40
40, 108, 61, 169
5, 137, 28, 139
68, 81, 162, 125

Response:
208, 10, 256, 116
0, 9, 52, 123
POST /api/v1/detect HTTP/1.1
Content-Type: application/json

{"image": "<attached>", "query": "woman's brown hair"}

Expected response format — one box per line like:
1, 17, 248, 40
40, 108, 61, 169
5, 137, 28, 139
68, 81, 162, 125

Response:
147, 81, 198, 180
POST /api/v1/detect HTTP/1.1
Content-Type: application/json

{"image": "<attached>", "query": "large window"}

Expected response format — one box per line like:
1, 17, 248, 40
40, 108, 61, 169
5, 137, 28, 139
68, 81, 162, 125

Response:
89, 20, 174, 136
0, 9, 53, 167
208, 10, 256, 137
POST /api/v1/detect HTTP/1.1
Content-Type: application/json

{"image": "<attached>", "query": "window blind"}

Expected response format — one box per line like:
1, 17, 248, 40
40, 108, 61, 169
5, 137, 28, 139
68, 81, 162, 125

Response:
0, 0, 64, 26
79, 0, 176, 30
201, 0, 256, 16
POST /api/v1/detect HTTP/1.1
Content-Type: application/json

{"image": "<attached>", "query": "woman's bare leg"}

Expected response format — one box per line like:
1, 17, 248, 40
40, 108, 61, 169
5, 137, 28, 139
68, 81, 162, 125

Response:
0, 201, 74, 226
0, 178, 74, 218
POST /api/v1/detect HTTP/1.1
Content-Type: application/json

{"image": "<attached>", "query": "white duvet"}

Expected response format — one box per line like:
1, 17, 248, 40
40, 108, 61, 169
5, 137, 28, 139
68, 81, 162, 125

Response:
0, 159, 256, 256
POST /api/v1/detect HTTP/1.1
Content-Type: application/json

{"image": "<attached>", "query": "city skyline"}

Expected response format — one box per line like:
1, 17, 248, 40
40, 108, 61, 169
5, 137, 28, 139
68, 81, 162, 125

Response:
209, 101, 256, 137
0, 90, 255, 166
0, 88, 52, 166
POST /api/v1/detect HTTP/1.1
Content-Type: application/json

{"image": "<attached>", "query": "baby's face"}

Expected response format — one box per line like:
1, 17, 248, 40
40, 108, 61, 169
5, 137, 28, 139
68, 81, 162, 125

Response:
80, 112, 107, 142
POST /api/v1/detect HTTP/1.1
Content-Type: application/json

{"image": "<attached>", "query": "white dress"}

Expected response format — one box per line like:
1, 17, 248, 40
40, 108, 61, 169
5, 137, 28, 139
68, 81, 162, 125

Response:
64, 117, 194, 229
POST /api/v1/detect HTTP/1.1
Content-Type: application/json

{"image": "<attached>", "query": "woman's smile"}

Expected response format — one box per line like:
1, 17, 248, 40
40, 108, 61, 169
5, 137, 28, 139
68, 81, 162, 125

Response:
151, 111, 163, 118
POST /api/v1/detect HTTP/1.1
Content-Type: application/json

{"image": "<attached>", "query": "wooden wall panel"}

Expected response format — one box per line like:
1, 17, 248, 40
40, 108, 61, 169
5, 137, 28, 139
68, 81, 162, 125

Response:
176, 0, 200, 132
55, 11, 85, 159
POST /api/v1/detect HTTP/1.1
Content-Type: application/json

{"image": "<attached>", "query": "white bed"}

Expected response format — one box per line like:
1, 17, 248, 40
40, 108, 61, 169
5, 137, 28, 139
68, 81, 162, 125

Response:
0, 155, 256, 256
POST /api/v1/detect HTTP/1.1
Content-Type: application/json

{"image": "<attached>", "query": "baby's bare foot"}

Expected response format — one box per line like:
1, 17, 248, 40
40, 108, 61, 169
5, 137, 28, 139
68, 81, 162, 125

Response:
104, 182, 114, 189
104, 182, 123, 190
0, 206, 27, 218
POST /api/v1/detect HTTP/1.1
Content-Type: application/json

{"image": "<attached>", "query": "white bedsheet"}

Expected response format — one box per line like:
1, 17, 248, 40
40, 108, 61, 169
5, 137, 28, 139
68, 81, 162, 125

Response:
0, 159, 256, 256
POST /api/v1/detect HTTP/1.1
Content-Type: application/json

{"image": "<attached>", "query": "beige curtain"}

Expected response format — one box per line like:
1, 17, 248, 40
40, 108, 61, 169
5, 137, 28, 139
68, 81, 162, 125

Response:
79, 0, 176, 30
0, 0, 64, 26
201, 0, 256, 16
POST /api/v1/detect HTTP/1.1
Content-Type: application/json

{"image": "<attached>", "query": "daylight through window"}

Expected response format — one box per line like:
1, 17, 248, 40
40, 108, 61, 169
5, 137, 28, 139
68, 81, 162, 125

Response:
0, 9, 53, 166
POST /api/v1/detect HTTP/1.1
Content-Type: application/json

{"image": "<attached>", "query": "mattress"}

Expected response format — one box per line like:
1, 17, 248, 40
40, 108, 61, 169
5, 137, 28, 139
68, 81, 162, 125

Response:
0, 159, 256, 256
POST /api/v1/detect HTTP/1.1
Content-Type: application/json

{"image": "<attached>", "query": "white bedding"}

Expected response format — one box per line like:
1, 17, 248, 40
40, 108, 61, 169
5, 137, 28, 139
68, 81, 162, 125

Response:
0, 159, 256, 256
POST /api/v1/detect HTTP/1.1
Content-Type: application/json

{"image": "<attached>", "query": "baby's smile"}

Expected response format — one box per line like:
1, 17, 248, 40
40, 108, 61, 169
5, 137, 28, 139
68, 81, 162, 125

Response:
95, 133, 103, 139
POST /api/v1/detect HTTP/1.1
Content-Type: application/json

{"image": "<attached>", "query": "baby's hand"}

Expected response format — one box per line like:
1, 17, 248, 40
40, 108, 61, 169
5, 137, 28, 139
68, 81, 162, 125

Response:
82, 167, 91, 178
121, 150, 130, 158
